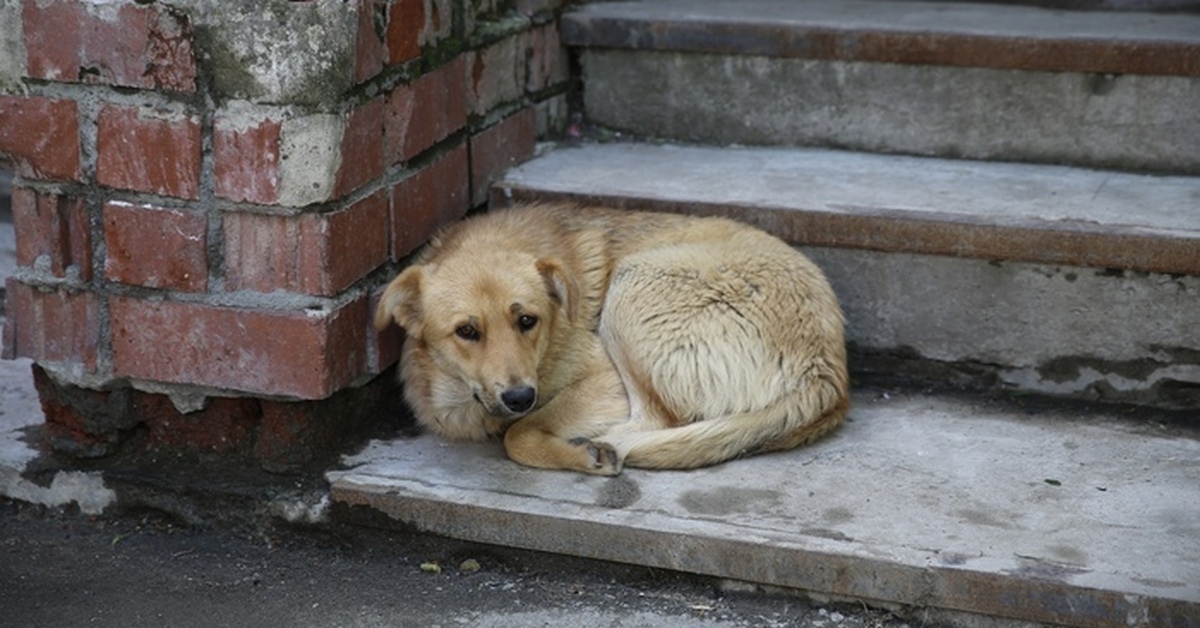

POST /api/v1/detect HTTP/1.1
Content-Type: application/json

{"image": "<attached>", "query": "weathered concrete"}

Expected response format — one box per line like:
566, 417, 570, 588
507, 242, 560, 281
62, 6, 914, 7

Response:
565, 1, 1200, 173
580, 50, 1200, 174
177, 0, 362, 105
493, 142, 1200, 405
0, 0, 24, 93
564, 0, 1200, 75
806, 247, 1200, 407
329, 390, 1200, 627
278, 112, 346, 208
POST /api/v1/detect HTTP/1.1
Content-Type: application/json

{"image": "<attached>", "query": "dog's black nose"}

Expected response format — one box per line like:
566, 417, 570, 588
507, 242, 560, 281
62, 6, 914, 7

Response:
500, 386, 536, 414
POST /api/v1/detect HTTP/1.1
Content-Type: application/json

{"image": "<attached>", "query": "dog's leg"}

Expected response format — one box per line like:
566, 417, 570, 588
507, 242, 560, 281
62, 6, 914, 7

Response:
596, 324, 679, 438
502, 370, 631, 475
597, 388, 848, 470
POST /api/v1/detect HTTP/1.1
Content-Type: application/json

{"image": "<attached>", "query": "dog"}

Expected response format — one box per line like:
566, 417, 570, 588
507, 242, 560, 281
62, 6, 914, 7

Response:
375, 203, 849, 475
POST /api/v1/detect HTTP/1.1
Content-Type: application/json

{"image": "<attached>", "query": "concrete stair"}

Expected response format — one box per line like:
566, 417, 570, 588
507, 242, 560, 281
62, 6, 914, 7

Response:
325, 2, 1200, 625
539, 0, 1200, 408
492, 142, 1200, 409
564, 0, 1200, 174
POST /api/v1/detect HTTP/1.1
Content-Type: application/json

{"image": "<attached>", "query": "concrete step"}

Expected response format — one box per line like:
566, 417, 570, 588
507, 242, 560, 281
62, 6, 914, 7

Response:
563, 0, 1200, 173
328, 388, 1200, 628
493, 141, 1200, 407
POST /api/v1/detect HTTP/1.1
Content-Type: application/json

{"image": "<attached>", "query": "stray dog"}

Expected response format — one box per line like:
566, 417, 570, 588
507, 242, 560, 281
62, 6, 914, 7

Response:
375, 204, 848, 475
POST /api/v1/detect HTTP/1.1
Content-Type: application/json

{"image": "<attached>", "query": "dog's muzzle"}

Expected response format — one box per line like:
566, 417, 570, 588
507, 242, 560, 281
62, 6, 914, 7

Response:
499, 386, 536, 415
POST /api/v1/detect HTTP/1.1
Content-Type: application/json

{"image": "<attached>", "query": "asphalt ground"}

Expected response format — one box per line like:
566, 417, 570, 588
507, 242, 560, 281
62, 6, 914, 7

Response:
0, 498, 916, 628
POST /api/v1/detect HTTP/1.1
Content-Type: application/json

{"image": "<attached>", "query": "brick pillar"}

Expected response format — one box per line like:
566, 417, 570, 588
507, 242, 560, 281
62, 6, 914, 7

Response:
1, 0, 570, 470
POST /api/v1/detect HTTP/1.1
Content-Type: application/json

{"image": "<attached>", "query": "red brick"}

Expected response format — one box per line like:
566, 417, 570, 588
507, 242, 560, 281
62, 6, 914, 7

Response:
29, 363, 400, 470
137, 395, 259, 454
3, 280, 100, 371
213, 113, 282, 204
0, 95, 81, 181
225, 192, 388, 296
310, 191, 390, 294
223, 213, 301, 294
391, 143, 469, 260
31, 364, 131, 458
110, 295, 368, 399
468, 35, 525, 115
469, 108, 536, 206
367, 284, 405, 374
11, 187, 91, 280
103, 201, 208, 292
356, 0, 386, 82
386, 0, 423, 64
22, 0, 197, 92
254, 367, 402, 471
97, 104, 201, 199
334, 98, 386, 198
385, 57, 466, 165
526, 22, 569, 93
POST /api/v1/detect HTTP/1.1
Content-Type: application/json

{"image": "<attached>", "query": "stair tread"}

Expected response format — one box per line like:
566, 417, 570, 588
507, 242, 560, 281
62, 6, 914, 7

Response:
563, 0, 1200, 76
329, 387, 1200, 627
496, 142, 1200, 275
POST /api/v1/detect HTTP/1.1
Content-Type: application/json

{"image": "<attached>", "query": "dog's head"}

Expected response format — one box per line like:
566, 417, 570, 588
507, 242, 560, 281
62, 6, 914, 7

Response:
376, 250, 577, 428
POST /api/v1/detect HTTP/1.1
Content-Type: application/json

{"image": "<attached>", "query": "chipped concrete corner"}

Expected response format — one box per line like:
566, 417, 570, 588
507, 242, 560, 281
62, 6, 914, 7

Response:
1, 359, 118, 515
1, 468, 117, 516
278, 113, 347, 207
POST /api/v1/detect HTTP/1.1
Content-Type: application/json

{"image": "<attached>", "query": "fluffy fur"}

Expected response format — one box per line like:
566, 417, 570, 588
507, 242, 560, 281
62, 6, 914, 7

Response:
375, 204, 849, 475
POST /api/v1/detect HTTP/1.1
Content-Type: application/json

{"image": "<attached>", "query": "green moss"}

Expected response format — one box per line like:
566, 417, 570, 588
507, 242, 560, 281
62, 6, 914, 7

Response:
470, 13, 531, 48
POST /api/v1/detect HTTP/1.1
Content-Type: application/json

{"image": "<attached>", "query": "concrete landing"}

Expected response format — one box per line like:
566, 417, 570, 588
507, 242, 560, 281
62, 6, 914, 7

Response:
328, 390, 1200, 627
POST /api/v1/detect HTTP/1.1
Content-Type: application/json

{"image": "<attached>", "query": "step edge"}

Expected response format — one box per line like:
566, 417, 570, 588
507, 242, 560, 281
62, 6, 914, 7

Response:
562, 6, 1200, 77
329, 475, 1200, 628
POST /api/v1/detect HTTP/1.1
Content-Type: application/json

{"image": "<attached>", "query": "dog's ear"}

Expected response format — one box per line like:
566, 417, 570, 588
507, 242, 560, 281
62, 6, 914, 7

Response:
536, 258, 578, 324
375, 266, 425, 332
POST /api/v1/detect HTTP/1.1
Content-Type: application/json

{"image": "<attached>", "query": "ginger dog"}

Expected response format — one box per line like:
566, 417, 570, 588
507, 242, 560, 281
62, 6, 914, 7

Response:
375, 204, 848, 475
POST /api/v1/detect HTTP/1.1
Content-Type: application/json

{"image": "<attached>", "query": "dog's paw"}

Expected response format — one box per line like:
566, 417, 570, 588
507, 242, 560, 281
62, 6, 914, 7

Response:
568, 437, 624, 476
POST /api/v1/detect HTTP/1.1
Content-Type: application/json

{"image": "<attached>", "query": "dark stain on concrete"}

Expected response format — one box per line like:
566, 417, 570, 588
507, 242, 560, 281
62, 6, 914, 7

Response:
596, 475, 641, 509
822, 506, 854, 525
955, 508, 1018, 530
1047, 544, 1088, 566
678, 486, 781, 516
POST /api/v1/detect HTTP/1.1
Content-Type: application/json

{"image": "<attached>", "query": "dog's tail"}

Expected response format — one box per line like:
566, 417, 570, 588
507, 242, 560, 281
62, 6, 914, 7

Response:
605, 379, 849, 471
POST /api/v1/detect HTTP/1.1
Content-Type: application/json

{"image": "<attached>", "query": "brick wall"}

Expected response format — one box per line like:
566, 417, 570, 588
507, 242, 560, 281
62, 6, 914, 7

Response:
0, 0, 570, 469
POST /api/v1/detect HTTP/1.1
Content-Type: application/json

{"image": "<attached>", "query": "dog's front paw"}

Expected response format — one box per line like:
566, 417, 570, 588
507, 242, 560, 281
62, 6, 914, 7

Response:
569, 437, 624, 476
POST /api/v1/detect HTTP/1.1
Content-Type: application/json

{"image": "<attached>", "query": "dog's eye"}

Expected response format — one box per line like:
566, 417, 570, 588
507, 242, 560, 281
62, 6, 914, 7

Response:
517, 314, 539, 332
455, 324, 481, 342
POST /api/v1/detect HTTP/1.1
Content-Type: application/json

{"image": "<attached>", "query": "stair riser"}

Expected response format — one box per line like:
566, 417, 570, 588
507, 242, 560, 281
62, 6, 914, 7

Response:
806, 246, 1200, 407
582, 50, 1200, 173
